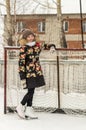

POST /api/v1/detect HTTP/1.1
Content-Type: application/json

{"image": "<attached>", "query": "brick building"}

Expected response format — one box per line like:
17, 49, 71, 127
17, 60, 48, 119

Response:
2, 0, 86, 48
16, 13, 86, 49
63, 14, 86, 49
4, 13, 86, 49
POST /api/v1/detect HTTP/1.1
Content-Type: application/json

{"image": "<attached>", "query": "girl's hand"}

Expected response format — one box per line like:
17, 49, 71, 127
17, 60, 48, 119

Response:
21, 79, 26, 89
49, 46, 56, 53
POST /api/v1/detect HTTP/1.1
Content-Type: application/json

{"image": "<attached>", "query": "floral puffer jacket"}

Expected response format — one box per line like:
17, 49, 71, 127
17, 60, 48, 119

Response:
19, 42, 45, 88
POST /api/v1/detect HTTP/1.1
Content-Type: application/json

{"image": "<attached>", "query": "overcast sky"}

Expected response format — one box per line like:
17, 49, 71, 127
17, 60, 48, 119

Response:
0, 0, 86, 14
61, 0, 86, 13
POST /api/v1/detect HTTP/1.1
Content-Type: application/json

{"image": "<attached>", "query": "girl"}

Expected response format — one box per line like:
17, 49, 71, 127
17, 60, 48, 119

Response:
16, 30, 45, 119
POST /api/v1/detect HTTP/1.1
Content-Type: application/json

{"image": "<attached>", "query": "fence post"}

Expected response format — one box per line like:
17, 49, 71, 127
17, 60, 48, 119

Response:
52, 55, 65, 114
4, 48, 7, 114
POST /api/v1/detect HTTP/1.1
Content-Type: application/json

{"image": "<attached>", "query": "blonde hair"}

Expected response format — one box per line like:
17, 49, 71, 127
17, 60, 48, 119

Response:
19, 39, 27, 46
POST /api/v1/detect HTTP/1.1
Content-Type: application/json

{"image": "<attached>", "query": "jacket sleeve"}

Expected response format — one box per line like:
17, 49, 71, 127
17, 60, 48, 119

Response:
18, 46, 26, 80
40, 43, 56, 50
36, 42, 48, 50
48, 44, 56, 49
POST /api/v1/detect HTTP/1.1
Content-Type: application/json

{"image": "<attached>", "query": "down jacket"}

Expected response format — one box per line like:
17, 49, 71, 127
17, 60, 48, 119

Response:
19, 42, 45, 88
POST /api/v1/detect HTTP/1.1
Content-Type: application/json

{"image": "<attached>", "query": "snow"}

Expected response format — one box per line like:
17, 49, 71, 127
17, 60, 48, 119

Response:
6, 87, 86, 110
1, 87, 86, 130
0, 112, 86, 130
61, 92, 86, 109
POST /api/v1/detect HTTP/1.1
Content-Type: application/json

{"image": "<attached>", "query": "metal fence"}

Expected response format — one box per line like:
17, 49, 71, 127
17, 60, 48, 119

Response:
3, 47, 86, 115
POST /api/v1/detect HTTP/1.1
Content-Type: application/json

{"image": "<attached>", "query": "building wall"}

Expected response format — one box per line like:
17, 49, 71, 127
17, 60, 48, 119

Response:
4, 14, 86, 48
65, 19, 81, 34
15, 15, 60, 47
63, 14, 86, 48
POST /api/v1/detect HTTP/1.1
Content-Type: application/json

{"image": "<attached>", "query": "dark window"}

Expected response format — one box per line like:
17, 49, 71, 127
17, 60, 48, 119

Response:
83, 21, 86, 32
63, 21, 69, 32
17, 21, 26, 32
37, 21, 45, 32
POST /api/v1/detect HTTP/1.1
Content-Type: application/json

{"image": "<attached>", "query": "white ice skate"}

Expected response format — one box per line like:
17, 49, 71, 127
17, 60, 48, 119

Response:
25, 106, 38, 119
16, 103, 25, 119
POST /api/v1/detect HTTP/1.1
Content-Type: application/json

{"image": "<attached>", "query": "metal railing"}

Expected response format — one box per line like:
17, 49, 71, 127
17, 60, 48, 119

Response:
3, 47, 86, 114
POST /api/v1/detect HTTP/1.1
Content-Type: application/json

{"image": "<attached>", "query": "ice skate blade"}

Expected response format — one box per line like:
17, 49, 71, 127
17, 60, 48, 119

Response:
25, 115, 38, 120
17, 113, 26, 119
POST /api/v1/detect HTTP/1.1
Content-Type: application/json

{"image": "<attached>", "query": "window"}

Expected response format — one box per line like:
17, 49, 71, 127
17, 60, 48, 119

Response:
83, 21, 86, 32
63, 21, 69, 32
38, 21, 45, 32
84, 43, 86, 48
17, 21, 26, 32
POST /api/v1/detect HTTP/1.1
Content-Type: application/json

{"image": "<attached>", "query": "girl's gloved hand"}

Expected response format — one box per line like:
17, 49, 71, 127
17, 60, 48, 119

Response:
49, 46, 56, 53
48, 44, 56, 53
21, 79, 26, 89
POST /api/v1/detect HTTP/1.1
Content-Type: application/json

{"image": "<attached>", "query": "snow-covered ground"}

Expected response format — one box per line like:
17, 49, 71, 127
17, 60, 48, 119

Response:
6, 87, 86, 110
1, 87, 86, 130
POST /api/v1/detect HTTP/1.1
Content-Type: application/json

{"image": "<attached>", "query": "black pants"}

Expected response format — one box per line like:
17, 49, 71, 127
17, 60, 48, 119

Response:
21, 88, 35, 106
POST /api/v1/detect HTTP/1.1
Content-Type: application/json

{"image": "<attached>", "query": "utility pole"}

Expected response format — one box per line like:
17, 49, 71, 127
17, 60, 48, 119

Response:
79, 0, 84, 48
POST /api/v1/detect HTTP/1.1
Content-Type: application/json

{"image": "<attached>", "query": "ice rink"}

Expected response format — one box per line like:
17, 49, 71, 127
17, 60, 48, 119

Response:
0, 88, 86, 130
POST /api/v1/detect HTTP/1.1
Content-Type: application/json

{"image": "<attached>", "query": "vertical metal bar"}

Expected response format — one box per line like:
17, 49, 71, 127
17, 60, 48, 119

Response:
4, 48, 7, 114
52, 55, 65, 113
79, 0, 84, 48
57, 55, 60, 108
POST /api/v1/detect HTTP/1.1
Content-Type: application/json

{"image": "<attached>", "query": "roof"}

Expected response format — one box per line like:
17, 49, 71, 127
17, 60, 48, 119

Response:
0, 0, 86, 15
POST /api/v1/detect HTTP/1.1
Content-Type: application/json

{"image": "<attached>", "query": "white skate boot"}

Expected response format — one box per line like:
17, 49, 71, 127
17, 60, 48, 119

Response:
25, 106, 38, 119
16, 103, 25, 119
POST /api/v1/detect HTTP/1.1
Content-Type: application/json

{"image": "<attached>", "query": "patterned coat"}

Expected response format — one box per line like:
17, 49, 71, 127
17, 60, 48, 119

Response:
19, 42, 45, 88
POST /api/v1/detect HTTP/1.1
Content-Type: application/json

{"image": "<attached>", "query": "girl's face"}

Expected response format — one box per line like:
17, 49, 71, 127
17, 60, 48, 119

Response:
26, 34, 35, 42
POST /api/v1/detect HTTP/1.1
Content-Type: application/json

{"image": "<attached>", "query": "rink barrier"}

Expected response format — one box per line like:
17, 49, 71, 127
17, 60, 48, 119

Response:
3, 46, 86, 114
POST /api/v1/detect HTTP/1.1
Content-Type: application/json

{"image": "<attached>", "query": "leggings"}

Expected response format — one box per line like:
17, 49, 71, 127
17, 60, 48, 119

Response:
21, 87, 35, 106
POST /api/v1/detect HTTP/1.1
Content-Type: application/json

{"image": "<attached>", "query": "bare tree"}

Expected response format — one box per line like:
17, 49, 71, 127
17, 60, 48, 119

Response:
1, 0, 66, 47
5, 0, 13, 46
57, 0, 66, 47
35, 0, 66, 47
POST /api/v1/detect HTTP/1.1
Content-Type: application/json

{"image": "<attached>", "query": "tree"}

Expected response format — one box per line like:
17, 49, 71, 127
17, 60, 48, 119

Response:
57, 0, 67, 48
5, 0, 13, 46
1, 0, 66, 47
